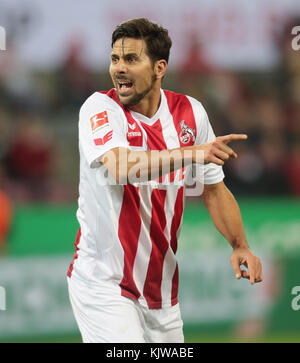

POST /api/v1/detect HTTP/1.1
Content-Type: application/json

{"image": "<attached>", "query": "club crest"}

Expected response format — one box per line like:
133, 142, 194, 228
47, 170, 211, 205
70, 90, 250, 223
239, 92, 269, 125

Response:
179, 120, 195, 144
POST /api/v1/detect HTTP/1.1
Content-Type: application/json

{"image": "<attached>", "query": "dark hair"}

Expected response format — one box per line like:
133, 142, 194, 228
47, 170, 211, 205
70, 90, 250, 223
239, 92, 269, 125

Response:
111, 18, 172, 64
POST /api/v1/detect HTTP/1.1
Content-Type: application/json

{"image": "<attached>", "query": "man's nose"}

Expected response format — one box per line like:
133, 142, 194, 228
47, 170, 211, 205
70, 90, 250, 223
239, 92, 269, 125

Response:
115, 59, 127, 73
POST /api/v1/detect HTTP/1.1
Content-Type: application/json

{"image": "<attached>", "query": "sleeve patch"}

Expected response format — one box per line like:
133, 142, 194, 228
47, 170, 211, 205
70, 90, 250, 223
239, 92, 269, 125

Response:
93, 130, 113, 146
90, 111, 109, 132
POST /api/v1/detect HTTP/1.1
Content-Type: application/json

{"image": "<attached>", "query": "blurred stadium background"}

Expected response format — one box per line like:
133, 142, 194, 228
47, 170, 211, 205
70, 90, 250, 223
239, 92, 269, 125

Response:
0, 0, 300, 343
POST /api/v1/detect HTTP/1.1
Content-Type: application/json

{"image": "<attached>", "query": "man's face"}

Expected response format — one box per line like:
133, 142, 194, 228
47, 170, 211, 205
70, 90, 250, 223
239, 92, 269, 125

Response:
109, 37, 156, 107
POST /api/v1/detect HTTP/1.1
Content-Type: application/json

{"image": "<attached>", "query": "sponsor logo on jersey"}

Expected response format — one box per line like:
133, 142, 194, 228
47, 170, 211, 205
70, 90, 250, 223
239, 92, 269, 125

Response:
128, 123, 136, 130
179, 120, 195, 145
127, 131, 142, 137
127, 121, 143, 146
90, 111, 109, 132
94, 130, 113, 145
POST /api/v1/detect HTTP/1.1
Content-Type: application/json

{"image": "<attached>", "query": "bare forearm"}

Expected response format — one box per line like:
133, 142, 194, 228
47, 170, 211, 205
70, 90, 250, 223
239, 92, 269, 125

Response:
100, 133, 248, 184
202, 182, 248, 249
101, 147, 194, 184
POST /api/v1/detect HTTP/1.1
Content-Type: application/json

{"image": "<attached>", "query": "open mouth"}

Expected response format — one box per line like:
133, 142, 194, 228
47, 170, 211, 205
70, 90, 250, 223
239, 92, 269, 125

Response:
116, 80, 134, 94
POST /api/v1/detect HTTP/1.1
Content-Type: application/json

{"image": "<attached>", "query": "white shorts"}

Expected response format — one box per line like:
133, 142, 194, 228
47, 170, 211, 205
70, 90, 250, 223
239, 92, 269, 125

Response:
67, 276, 184, 343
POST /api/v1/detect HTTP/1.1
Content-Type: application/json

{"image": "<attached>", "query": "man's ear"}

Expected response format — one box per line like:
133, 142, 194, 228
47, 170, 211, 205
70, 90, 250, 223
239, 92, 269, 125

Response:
154, 59, 167, 80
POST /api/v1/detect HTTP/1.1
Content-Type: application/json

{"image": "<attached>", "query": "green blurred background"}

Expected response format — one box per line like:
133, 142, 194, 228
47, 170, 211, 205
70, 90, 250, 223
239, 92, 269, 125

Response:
0, 0, 300, 342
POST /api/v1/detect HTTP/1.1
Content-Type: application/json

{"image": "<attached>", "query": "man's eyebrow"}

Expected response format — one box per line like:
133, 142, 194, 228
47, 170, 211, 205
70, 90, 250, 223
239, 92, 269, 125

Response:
123, 52, 139, 58
110, 52, 119, 58
110, 51, 139, 58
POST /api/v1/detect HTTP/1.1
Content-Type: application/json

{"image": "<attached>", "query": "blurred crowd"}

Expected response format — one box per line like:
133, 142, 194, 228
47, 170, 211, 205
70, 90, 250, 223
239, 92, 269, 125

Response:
0, 18, 300, 203
179, 18, 300, 197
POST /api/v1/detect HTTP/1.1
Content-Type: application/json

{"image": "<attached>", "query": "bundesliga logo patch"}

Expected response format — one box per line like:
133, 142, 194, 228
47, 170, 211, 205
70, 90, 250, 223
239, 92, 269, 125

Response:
90, 111, 109, 132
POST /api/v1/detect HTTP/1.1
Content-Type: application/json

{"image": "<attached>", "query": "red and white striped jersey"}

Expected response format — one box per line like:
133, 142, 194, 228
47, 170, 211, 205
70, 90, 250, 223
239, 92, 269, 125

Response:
67, 88, 224, 309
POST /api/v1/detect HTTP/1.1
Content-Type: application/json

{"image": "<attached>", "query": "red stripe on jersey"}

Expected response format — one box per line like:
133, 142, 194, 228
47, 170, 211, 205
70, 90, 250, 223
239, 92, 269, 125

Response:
164, 90, 197, 147
170, 186, 184, 254
171, 263, 179, 306
140, 121, 169, 309
141, 119, 167, 183
169, 187, 184, 306
67, 227, 81, 277
143, 188, 169, 309
140, 119, 167, 150
118, 184, 142, 302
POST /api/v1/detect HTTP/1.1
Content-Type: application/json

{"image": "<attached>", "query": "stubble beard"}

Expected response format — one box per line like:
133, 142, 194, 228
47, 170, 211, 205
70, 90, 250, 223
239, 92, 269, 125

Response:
117, 74, 156, 107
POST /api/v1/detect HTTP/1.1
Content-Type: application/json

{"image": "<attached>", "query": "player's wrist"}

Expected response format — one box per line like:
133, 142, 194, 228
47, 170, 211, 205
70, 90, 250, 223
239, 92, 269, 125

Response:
231, 240, 249, 250
190, 145, 205, 165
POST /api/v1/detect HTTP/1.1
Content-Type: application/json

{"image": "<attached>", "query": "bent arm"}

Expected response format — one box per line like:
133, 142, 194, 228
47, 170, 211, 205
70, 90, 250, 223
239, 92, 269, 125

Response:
100, 133, 247, 184
100, 146, 194, 184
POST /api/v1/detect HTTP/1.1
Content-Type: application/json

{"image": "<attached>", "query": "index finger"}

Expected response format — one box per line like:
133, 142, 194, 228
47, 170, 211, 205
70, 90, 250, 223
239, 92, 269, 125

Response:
218, 134, 248, 145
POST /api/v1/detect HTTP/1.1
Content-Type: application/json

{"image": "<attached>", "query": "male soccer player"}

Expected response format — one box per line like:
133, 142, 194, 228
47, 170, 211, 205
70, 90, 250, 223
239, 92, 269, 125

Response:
67, 18, 263, 343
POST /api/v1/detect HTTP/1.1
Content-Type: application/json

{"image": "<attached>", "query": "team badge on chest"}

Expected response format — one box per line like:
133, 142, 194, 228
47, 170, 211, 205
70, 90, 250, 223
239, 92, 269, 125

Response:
179, 120, 195, 145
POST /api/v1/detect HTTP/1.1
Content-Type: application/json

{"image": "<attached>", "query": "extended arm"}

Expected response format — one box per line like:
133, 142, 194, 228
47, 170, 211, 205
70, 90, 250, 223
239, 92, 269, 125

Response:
101, 134, 247, 184
202, 181, 263, 284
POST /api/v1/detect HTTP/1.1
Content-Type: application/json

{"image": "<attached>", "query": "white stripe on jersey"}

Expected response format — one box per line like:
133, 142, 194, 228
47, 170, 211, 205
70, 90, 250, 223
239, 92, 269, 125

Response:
160, 191, 180, 305
132, 185, 154, 307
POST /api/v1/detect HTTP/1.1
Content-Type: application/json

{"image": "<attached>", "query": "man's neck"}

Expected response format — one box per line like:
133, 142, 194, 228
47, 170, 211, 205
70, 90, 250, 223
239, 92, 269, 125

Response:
128, 84, 161, 119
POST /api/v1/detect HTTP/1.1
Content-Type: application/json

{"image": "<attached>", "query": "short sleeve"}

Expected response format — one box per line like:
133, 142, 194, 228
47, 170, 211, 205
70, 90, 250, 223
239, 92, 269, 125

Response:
187, 96, 225, 185
79, 93, 130, 168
